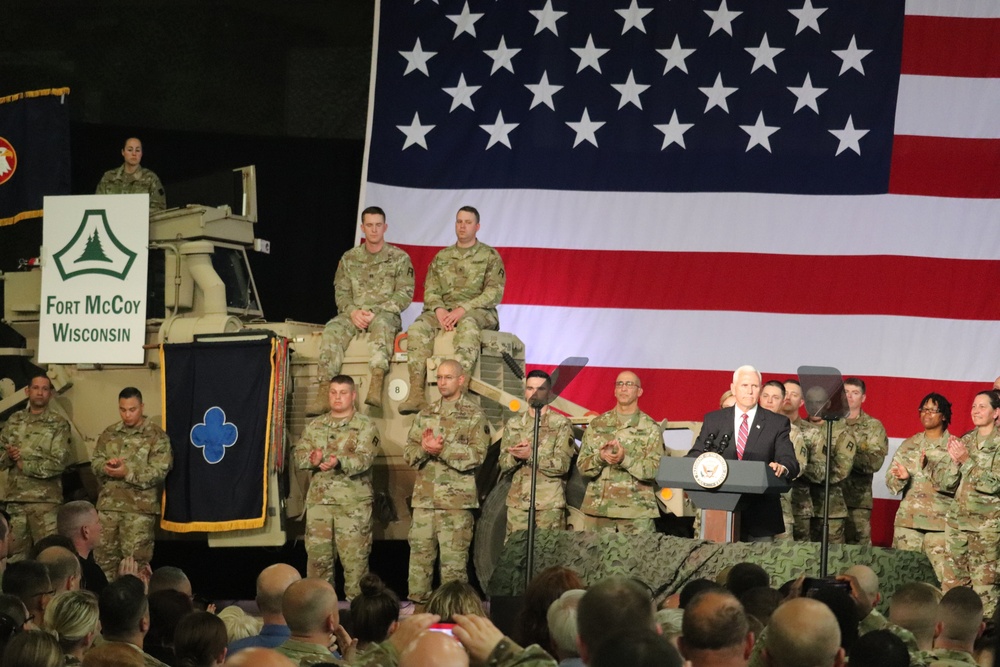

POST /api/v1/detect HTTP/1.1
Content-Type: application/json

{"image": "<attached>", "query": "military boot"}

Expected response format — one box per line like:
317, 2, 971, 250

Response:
398, 367, 428, 415
305, 379, 329, 416
364, 369, 385, 409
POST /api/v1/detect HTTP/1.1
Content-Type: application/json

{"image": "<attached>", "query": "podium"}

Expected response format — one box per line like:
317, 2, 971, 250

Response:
656, 456, 790, 543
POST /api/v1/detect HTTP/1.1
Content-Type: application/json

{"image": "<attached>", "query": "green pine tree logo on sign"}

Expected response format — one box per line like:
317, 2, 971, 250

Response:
53, 210, 137, 281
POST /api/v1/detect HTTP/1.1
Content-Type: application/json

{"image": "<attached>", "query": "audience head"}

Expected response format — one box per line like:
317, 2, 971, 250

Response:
655, 608, 684, 647
216, 605, 262, 643
546, 589, 585, 661
720, 390, 737, 409
282, 578, 339, 636
2, 560, 54, 621
98, 575, 148, 640
0, 594, 28, 657
255, 563, 302, 620
44, 589, 100, 655
399, 629, 469, 667
590, 629, 684, 667
936, 586, 985, 647
679, 578, 724, 609
889, 582, 941, 651
425, 581, 484, 622
145, 589, 195, 649
56, 501, 102, 554
764, 598, 844, 667
174, 611, 227, 667
518, 565, 583, 653
29, 535, 77, 560
726, 563, 770, 599
678, 590, 753, 663
81, 641, 145, 667
148, 566, 192, 597
223, 647, 295, 667
350, 573, 400, 646
739, 587, 784, 627
841, 565, 880, 608
577, 577, 656, 662
37, 546, 82, 592
848, 630, 909, 667
0, 629, 63, 667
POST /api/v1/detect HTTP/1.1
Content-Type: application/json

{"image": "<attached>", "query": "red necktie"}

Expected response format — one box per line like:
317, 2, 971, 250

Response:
737, 413, 749, 460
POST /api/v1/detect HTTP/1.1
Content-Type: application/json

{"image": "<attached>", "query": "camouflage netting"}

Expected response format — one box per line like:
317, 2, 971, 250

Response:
488, 531, 938, 613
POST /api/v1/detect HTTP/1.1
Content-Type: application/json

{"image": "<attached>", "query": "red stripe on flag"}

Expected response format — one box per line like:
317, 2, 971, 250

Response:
527, 365, 986, 439
901, 15, 1000, 78
871, 499, 900, 548
400, 245, 1000, 319
889, 135, 1000, 198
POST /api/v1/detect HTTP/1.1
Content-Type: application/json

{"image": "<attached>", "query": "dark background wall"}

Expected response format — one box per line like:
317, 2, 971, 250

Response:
2, 0, 377, 323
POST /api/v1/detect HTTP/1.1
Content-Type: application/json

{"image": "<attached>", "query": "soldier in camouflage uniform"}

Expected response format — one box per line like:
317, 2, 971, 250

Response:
801, 383, 856, 544
934, 390, 1000, 615
91, 387, 173, 580
780, 379, 820, 541
404, 359, 490, 603
0, 373, 72, 562
915, 586, 982, 667
95, 137, 166, 213
760, 380, 809, 540
841, 378, 889, 546
577, 371, 663, 533
886, 392, 953, 584
294, 375, 380, 600
398, 206, 505, 415
498, 370, 575, 540
315, 206, 414, 412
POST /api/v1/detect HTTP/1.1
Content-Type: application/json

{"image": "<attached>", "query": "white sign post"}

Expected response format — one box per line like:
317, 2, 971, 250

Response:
39, 194, 149, 364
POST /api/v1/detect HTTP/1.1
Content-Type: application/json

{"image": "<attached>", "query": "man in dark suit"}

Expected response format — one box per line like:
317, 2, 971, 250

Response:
688, 365, 800, 541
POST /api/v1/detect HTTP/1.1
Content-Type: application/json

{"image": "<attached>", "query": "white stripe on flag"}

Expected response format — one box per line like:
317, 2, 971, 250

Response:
905, 0, 1000, 18
896, 75, 1000, 139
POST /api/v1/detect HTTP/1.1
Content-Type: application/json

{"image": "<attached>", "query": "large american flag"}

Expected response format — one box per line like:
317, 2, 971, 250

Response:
360, 0, 1000, 545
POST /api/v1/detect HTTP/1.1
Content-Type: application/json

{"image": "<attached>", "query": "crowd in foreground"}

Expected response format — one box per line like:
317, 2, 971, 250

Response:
0, 501, 995, 667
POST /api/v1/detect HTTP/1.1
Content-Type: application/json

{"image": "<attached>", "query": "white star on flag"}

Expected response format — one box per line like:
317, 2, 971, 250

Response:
397, 112, 435, 150
399, 38, 436, 76
572, 35, 610, 74
480, 111, 519, 149
566, 108, 605, 147
699, 73, 738, 113
829, 115, 869, 155
833, 36, 872, 75
787, 73, 827, 113
657, 36, 696, 75
443, 74, 481, 111
789, 0, 827, 35
740, 112, 780, 152
484, 37, 521, 75
525, 71, 563, 111
447, 1, 484, 39
654, 110, 694, 149
704, 0, 742, 37
745, 34, 784, 74
529, 0, 567, 36
616, 0, 653, 35
611, 70, 650, 110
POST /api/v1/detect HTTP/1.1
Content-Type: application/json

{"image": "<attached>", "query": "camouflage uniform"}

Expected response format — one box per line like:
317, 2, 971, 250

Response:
920, 648, 978, 667
935, 428, 1000, 615
294, 411, 379, 600
778, 418, 811, 540
577, 408, 662, 533
791, 417, 821, 541
96, 165, 166, 213
498, 409, 575, 540
841, 410, 889, 545
804, 418, 856, 544
406, 241, 505, 375
91, 418, 173, 580
0, 406, 72, 561
357, 636, 556, 667
886, 430, 952, 584
275, 638, 347, 666
404, 394, 490, 602
318, 243, 414, 380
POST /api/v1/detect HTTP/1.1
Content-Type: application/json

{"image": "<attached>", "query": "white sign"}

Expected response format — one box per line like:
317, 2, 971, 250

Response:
39, 194, 149, 363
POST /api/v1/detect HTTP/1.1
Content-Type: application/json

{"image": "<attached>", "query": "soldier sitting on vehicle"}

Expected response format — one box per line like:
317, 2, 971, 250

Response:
96, 137, 166, 214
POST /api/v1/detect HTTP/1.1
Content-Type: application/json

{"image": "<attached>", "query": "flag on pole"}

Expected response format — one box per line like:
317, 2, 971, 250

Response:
160, 338, 277, 532
361, 0, 1000, 544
